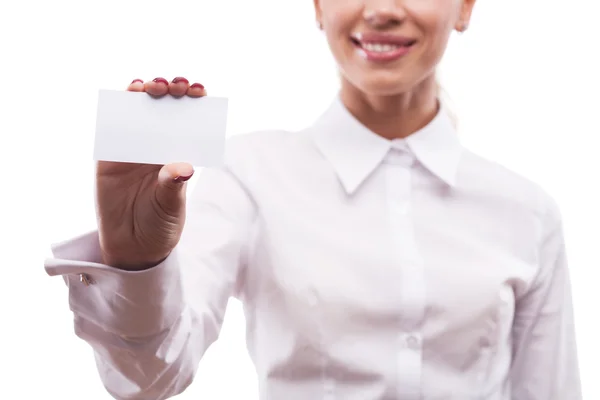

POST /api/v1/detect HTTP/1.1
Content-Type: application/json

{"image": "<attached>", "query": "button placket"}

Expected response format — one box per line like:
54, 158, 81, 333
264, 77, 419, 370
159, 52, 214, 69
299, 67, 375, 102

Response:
385, 149, 425, 400
323, 379, 335, 400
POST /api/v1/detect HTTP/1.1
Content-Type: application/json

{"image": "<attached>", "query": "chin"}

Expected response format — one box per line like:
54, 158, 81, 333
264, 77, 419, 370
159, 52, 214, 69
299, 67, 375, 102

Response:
355, 76, 416, 97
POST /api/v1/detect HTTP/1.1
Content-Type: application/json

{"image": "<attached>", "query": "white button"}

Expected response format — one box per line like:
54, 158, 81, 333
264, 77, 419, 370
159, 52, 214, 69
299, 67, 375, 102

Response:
406, 334, 420, 349
385, 152, 415, 167
391, 140, 409, 151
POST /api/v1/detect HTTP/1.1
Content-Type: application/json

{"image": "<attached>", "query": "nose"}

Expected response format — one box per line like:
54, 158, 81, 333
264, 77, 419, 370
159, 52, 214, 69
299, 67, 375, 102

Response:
363, 1, 406, 29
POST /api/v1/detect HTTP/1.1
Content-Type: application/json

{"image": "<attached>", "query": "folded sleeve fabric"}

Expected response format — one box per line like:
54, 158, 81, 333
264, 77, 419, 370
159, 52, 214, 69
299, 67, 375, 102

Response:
46, 230, 185, 338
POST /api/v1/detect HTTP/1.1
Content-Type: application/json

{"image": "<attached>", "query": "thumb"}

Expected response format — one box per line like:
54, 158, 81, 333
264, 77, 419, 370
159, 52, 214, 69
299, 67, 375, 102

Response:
155, 162, 194, 213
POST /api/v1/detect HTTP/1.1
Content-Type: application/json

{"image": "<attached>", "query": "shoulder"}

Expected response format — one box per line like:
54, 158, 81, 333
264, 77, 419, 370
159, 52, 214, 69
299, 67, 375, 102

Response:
459, 149, 561, 225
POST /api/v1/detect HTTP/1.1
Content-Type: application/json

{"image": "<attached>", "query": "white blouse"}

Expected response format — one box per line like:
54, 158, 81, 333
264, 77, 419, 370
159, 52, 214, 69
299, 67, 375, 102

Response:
45, 96, 581, 400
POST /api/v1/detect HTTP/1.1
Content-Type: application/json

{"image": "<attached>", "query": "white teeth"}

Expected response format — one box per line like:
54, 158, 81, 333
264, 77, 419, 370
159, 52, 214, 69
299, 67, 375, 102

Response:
362, 43, 400, 52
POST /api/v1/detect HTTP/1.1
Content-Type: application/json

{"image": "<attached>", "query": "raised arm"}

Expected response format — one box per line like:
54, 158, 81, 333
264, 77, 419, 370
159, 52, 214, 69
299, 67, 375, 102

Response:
45, 163, 256, 400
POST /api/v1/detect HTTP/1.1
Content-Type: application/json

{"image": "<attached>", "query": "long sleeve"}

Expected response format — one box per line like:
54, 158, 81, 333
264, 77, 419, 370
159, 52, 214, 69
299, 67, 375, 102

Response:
510, 197, 582, 399
44, 158, 257, 400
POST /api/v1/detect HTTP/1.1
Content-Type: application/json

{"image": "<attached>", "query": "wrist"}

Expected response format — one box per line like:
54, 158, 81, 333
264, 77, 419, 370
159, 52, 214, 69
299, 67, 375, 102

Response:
101, 252, 170, 271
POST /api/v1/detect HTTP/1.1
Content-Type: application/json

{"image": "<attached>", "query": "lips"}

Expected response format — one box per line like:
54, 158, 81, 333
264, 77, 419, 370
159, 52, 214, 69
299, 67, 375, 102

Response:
351, 32, 417, 47
350, 32, 417, 62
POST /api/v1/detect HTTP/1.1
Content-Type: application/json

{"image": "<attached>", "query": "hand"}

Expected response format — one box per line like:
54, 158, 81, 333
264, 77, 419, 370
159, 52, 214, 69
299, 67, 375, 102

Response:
96, 77, 207, 270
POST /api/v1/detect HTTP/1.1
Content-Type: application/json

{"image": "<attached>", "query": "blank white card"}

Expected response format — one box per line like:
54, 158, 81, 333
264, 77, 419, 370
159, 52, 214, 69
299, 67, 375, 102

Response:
93, 89, 228, 166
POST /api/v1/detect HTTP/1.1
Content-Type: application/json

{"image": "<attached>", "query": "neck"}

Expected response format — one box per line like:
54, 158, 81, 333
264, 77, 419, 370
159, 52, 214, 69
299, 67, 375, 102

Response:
339, 76, 439, 140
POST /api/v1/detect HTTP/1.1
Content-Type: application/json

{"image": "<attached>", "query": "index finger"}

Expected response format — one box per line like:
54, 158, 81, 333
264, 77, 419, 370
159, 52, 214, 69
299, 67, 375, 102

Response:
127, 79, 145, 92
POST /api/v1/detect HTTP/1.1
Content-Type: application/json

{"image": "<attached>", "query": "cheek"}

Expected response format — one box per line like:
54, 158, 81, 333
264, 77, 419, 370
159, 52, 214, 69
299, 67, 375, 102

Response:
324, 20, 355, 62
409, 9, 455, 64
408, 0, 458, 38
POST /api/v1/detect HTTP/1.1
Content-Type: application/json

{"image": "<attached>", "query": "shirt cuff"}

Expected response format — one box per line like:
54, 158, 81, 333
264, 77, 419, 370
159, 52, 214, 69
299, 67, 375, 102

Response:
45, 231, 184, 338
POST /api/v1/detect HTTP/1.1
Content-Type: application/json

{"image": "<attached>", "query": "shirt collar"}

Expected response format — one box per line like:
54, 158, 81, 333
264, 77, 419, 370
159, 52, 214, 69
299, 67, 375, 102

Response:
311, 95, 463, 194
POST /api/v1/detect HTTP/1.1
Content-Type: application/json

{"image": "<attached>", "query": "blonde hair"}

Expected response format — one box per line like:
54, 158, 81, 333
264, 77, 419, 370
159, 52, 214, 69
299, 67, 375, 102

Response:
436, 78, 459, 130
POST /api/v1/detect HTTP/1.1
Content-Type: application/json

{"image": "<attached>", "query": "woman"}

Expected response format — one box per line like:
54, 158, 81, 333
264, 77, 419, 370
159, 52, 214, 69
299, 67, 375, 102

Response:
45, 0, 581, 399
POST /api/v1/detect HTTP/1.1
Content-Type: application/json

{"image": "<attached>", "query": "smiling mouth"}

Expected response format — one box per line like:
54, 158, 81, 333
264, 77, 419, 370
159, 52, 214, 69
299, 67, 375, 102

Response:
350, 36, 417, 53
350, 33, 417, 62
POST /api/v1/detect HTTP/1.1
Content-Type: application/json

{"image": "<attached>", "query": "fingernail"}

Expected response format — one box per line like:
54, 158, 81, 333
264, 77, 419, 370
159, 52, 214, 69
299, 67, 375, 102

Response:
174, 173, 194, 183
131, 79, 144, 84
190, 83, 204, 89
152, 77, 169, 85
172, 77, 189, 85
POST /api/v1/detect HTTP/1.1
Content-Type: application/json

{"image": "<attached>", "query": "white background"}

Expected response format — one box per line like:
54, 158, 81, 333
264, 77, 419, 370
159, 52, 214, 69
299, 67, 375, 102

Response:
1, 0, 598, 398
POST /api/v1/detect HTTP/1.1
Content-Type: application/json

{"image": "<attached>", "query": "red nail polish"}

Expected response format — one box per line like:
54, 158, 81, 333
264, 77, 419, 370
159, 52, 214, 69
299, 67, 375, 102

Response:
190, 83, 204, 89
174, 173, 194, 183
153, 77, 169, 85
172, 77, 189, 85
131, 79, 144, 84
